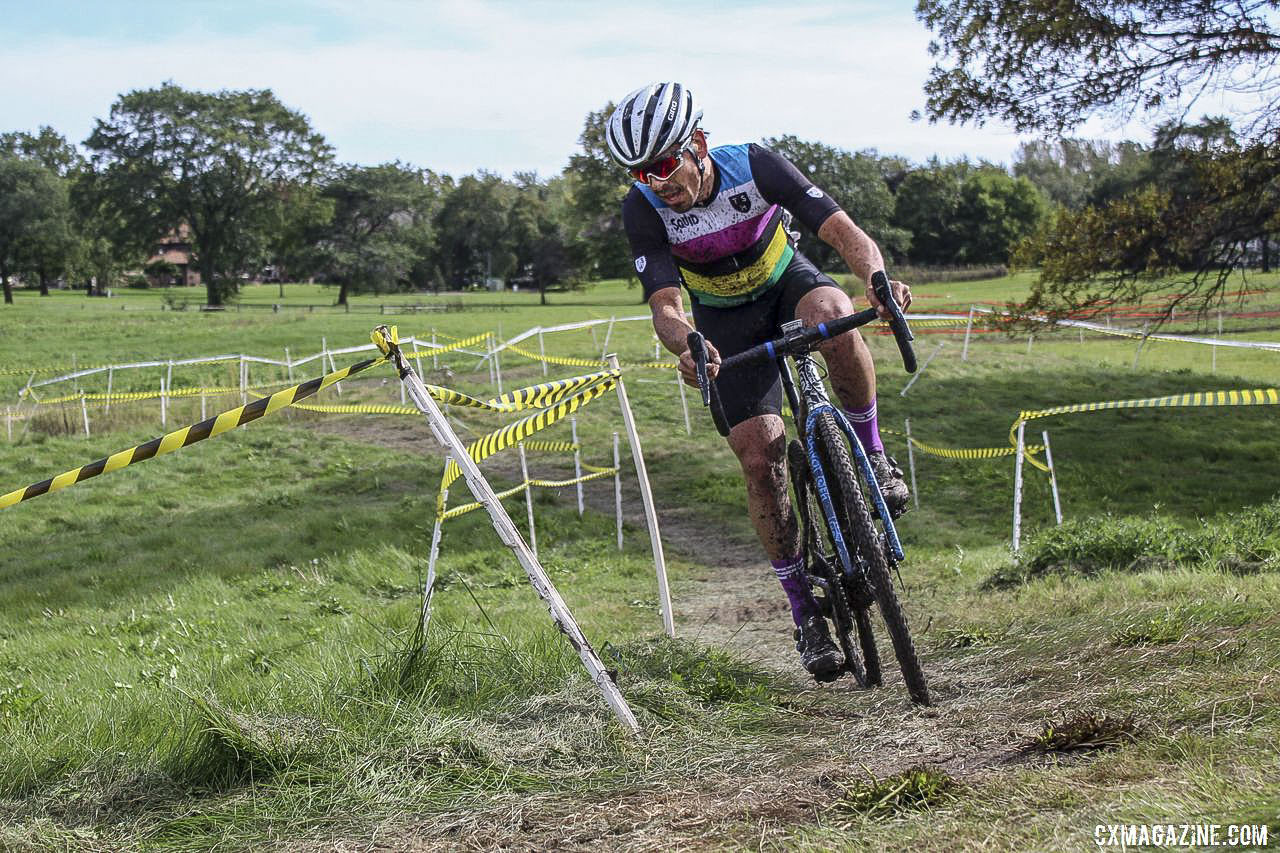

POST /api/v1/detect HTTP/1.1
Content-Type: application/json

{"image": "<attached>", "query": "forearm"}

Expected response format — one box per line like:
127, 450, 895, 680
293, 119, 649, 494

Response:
817, 211, 885, 286
649, 289, 694, 356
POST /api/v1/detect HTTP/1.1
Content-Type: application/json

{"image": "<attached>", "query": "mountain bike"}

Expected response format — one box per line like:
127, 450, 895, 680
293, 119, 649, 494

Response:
688, 271, 930, 705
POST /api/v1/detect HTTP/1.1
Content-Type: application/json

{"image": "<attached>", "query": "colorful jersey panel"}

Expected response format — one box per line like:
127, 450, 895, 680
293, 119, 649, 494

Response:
622, 143, 841, 308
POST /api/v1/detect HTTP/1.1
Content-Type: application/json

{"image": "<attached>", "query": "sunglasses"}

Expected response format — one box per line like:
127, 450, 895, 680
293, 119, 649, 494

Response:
629, 148, 688, 183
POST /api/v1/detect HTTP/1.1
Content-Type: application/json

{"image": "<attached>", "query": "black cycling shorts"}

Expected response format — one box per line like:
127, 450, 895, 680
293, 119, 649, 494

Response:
690, 251, 839, 430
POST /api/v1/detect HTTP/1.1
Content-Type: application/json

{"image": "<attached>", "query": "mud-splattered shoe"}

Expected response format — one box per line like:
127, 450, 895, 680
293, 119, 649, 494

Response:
794, 613, 842, 682
868, 451, 910, 519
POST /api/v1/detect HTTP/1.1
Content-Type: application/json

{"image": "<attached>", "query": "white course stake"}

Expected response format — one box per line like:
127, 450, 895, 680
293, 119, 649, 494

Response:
600, 316, 616, 358
5, 406, 11, 442
285, 348, 293, 382
80, 394, 90, 437
492, 337, 504, 396
1012, 421, 1026, 552
431, 329, 439, 371
961, 306, 975, 361
166, 360, 174, 402
571, 416, 585, 516
160, 378, 167, 427
900, 341, 945, 397
608, 353, 674, 638
105, 367, 113, 415
614, 432, 623, 550
519, 442, 537, 558
200, 392, 207, 421
675, 368, 691, 435
381, 335, 640, 735
538, 329, 549, 376
1133, 323, 1150, 369
904, 418, 920, 512
423, 479, 448, 634
1026, 334, 1034, 355
1213, 311, 1222, 373
1042, 430, 1063, 525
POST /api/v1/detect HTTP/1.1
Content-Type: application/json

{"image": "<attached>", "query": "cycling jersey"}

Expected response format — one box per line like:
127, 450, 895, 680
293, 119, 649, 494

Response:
622, 143, 842, 308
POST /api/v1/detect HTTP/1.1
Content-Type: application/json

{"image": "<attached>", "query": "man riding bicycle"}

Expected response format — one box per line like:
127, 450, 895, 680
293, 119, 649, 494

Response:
606, 82, 914, 682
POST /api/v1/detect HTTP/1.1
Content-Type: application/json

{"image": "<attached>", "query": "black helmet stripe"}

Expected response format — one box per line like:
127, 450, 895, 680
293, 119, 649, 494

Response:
638, 84, 666, 161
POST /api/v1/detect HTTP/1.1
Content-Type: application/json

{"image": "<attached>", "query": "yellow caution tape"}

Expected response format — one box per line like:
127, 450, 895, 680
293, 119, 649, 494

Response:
1009, 387, 1280, 471
880, 428, 1043, 461
0, 355, 387, 511
406, 331, 493, 357
440, 467, 618, 521
440, 376, 619, 492
504, 341, 607, 368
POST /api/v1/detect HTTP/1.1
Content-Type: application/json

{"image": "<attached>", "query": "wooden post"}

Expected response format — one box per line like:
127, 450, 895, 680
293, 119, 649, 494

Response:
386, 343, 640, 735
1043, 430, 1063, 525
607, 353, 674, 638
1012, 421, 1026, 552
519, 442, 537, 557
571, 416, 584, 516
904, 418, 920, 512
614, 432, 623, 550
961, 306, 975, 361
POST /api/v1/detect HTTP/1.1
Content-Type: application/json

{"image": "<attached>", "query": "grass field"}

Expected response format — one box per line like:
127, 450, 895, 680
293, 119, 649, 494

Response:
0, 272, 1277, 849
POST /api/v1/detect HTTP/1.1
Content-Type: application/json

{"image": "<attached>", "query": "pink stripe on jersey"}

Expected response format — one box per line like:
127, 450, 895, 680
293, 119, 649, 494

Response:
671, 205, 778, 264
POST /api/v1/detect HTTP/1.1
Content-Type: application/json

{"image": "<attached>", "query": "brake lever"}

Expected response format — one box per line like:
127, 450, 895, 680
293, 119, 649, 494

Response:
687, 331, 711, 407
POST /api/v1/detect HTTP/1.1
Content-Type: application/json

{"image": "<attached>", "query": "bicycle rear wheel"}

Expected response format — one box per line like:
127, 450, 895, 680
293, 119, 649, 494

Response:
812, 411, 930, 705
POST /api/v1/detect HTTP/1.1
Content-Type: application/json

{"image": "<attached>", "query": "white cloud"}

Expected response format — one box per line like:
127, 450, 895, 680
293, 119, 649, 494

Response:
0, 1, 1157, 176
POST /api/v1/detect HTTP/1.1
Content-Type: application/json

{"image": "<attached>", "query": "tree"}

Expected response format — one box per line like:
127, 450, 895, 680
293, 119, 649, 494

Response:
564, 104, 634, 281
917, 0, 1280, 319
0, 128, 82, 296
314, 162, 435, 305
763, 136, 910, 267
507, 173, 578, 304
85, 83, 332, 306
433, 172, 515, 288
0, 157, 68, 304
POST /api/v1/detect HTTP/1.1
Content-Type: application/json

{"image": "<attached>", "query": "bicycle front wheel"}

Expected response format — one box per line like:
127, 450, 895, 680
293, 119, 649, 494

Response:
812, 411, 930, 706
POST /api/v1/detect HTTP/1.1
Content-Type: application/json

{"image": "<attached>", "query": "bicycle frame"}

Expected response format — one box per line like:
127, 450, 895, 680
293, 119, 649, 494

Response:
776, 332, 906, 577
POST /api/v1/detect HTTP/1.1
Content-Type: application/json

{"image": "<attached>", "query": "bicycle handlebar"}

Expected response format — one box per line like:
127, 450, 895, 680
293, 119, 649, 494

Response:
687, 270, 917, 436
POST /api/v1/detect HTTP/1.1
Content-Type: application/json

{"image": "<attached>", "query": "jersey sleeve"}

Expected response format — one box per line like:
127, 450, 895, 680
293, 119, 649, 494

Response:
748, 143, 842, 233
621, 187, 683, 301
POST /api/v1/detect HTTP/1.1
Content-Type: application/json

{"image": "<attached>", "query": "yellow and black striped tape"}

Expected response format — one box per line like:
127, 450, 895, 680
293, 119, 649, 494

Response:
1009, 387, 1280, 471
880, 428, 1043, 461
0, 355, 386, 511
405, 331, 493, 358
440, 376, 619, 492
440, 467, 619, 521
36, 379, 298, 407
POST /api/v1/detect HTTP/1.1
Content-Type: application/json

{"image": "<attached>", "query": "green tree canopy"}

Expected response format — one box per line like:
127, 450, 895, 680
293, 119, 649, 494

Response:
314, 162, 437, 305
0, 157, 69, 304
84, 82, 332, 306
763, 136, 910, 267
564, 104, 634, 281
919, 0, 1280, 320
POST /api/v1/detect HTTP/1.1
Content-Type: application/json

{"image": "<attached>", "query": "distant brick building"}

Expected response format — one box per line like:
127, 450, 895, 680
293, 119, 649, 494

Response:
146, 224, 201, 286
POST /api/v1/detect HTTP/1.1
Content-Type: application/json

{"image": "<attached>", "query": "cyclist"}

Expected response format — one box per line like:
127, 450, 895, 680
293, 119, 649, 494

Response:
606, 82, 913, 682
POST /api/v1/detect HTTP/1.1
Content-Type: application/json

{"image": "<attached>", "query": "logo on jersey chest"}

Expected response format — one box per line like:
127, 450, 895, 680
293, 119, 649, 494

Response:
729, 192, 751, 213
669, 213, 700, 229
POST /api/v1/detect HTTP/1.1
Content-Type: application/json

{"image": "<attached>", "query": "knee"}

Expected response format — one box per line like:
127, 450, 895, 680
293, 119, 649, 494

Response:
735, 434, 787, 487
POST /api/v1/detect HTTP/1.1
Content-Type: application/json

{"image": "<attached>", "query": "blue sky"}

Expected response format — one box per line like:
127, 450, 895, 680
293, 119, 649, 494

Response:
0, 0, 1156, 177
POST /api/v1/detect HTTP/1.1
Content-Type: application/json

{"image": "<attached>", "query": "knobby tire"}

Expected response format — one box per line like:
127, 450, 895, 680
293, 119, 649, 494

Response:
812, 411, 930, 705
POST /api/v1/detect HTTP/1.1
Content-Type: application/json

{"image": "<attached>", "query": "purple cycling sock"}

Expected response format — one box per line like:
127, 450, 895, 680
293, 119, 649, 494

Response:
843, 399, 884, 454
771, 555, 819, 625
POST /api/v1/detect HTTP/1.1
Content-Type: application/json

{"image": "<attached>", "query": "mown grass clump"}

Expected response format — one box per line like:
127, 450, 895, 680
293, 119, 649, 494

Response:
833, 766, 958, 819
1032, 711, 1141, 753
1110, 611, 1187, 647
988, 496, 1280, 587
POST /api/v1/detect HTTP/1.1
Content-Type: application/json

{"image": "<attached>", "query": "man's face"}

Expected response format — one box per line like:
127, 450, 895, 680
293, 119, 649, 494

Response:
636, 133, 706, 212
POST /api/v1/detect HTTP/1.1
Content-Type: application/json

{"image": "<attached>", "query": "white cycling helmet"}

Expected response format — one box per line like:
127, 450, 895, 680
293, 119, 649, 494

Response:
605, 82, 703, 168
